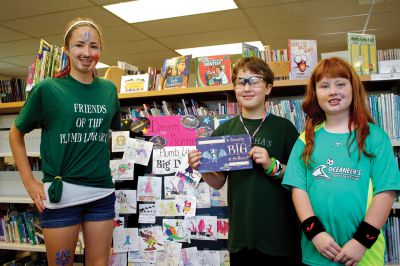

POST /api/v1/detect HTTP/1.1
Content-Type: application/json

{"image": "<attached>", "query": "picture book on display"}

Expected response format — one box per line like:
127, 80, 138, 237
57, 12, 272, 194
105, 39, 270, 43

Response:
159, 55, 192, 89
347, 33, 377, 75
120, 73, 149, 93
242, 43, 261, 58
196, 134, 253, 173
196, 55, 232, 87
288, 39, 318, 80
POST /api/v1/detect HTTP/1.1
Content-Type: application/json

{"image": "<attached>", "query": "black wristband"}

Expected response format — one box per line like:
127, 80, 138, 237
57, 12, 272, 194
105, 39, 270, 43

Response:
301, 216, 325, 241
353, 221, 380, 248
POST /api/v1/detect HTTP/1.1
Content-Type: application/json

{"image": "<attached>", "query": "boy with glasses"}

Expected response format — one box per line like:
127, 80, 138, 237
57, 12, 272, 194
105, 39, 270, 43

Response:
188, 57, 302, 265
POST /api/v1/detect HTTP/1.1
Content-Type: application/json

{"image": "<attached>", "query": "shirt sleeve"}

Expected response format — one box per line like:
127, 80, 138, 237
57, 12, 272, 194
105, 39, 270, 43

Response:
370, 130, 400, 194
14, 84, 44, 133
283, 120, 300, 164
281, 138, 308, 191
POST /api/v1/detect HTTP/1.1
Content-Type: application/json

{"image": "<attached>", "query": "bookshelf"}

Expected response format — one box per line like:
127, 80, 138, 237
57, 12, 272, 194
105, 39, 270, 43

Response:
0, 242, 84, 254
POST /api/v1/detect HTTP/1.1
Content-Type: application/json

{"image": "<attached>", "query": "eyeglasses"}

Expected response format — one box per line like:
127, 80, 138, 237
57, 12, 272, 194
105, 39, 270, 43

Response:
235, 76, 266, 89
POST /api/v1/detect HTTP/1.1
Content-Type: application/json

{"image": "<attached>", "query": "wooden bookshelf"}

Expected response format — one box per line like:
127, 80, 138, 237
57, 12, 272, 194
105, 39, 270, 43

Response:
0, 101, 24, 115
0, 196, 32, 204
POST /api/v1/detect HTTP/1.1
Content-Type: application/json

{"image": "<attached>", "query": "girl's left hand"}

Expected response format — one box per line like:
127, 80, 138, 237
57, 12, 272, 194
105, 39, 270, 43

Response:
248, 146, 272, 170
334, 239, 366, 266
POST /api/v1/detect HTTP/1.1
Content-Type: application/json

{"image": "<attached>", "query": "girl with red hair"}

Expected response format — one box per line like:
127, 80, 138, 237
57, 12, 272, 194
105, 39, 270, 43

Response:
283, 57, 400, 266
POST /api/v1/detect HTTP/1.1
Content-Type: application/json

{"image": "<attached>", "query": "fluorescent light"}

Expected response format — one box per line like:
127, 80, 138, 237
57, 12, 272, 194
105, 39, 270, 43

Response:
104, 0, 238, 23
96, 62, 110, 69
176, 41, 264, 58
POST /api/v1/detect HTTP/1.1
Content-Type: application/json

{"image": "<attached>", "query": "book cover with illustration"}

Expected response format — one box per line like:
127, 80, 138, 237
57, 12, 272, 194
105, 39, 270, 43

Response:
242, 43, 261, 58
196, 55, 232, 87
159, 55, 192, 89
120, 73, 149, 93
288, 39, 318, 80
196, 134, 253, 173
347, 33, 377, 75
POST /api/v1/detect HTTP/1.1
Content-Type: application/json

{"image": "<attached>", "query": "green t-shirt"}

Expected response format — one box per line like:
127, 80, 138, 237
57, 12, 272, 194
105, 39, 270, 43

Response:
282, 123, 400, 266
213, 114, 301, 256
15, 75, 121, 188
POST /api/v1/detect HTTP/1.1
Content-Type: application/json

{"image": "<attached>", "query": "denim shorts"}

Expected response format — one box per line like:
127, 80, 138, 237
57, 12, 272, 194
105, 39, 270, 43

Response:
41, 192, 116, 228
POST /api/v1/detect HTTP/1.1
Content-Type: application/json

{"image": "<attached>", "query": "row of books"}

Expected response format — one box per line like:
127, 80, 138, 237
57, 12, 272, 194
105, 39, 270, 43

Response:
385, 215, 400, 264
378, 48, 400, 61
0, 78, 26, 103
0, 210, 42, 245
119, 91, 399, 142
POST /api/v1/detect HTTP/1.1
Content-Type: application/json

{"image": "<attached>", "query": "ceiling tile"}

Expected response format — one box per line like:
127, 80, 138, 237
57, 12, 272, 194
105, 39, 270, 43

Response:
91, 0, 131, 5
0, 39, 40, 59
2, 7, 125, 37
0, 67, 29, 78
102, 25, 149, 43
235, 0, 311, 8
1, 54, 37, 68
0, 26, 30, 43
134, 9, 251, 38
0, 61, 19, 69
247, 0, 369, 26
0, 0, 93, 21
103, 39, 170, 58
158, 27, 259, 49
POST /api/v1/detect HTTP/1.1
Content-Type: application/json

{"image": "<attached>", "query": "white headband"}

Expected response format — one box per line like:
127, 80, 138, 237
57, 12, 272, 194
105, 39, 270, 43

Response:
64, 20, 101, 43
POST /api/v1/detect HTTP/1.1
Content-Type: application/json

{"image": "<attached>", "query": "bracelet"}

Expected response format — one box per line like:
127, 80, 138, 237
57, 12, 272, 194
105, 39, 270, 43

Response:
265, 157, 276, 175
272, 160, 283, 178
302, 216, 325, 241
353, 221, 380, 248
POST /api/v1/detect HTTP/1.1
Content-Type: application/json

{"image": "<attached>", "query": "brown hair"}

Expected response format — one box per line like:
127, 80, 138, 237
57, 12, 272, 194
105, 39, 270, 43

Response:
301, 57, 374, 165
232, 57, 274, 85
54, 17, 102, 78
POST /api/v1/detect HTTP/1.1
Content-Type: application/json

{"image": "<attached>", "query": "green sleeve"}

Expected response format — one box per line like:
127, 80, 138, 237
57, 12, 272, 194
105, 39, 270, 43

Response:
15, 84, 44, 133
282, 138, 307, 191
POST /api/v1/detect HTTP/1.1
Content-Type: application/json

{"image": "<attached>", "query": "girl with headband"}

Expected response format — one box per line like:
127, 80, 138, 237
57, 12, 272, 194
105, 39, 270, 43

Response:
10, 17, 120, 265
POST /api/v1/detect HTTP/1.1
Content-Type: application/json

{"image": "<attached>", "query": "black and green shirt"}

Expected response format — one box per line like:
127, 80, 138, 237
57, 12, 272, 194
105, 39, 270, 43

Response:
213, 114, 301, 256
15, 75, 121, 188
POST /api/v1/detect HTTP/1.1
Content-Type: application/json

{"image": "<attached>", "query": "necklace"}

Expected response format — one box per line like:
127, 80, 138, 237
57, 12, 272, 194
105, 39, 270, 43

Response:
239, 112, 269, 145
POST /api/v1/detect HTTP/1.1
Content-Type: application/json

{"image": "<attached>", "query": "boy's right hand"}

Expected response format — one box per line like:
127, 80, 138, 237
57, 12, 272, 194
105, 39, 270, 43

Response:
312, 232, 341, 261
188, 149, 202, 171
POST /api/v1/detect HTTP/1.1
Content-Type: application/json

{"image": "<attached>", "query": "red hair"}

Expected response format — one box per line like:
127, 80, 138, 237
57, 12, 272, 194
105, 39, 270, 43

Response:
301, 57, 374, 165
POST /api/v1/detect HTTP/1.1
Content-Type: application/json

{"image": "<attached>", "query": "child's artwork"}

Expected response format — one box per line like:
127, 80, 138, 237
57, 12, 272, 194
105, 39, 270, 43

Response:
196, 134, 253, 173
159, 55, 192, 89
115, 190, 137, 214
195, 182, 211, 209
113, 227, 139, 253
138, 226, 164, 252
120, 73, 149, 93
111, 131, 130, 152
114, 212, 125, 228
138, 203, 156, 224
217, 219, 229, 240
152, 146, 195, 175
109, 252, 127, 266
184, 216, 218, 241
110, 159, 134, 181
220, 250, 230, 266
162, 219, 186, 242
210, 182, 228, 207
175, 165, 202, 188
137, 176, 162, 202
197, 250, 220, 266
145, 116, 197, 147
176, 195, 196, 216
156, 241, 182, 266
180, 247, 199, 266
164, 175, 196, 199
155, 199, 184, 217
123, 138, 154, 166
